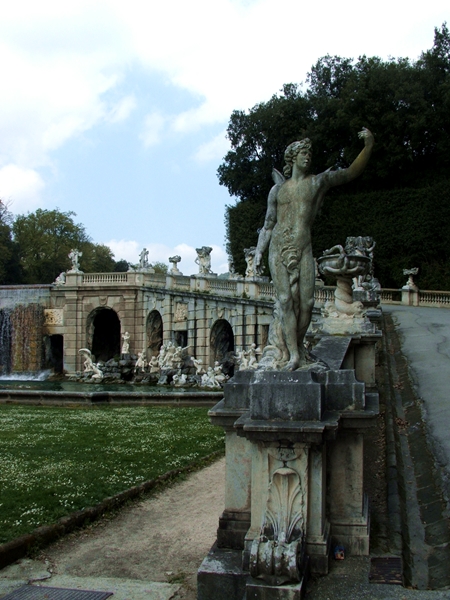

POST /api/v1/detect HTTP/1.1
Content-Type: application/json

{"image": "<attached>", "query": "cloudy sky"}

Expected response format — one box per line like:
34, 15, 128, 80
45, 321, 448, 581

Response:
0, 0, 448, 275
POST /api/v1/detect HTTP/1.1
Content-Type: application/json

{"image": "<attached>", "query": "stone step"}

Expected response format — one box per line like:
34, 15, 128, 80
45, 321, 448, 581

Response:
0, 575, 180, 600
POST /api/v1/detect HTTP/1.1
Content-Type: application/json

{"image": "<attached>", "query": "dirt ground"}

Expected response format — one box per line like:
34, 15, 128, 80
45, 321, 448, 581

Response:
35, 458, 226, 600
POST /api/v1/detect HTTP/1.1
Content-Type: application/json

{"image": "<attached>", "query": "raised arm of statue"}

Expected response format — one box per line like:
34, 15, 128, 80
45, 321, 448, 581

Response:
321, 128, 374, 189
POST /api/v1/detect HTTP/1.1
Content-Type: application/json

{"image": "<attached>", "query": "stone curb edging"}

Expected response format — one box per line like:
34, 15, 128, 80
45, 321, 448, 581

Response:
384, 313, 450, 590
0, 449, 224, 570
380, 315, 402, 555
383, 314, 428, 588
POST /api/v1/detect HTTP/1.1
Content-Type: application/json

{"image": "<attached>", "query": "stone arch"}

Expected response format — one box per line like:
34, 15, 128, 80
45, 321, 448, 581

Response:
87, 307, 120, 362
210, 319, 235, 377
146, 310, 163, 358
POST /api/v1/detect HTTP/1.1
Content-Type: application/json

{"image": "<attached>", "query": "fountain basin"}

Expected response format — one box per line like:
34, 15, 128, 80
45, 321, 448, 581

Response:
317, 252, 371, 277
0, 379, 222, 406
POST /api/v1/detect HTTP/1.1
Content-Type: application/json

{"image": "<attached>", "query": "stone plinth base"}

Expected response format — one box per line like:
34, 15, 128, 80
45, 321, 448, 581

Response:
197, 544, 248, 600
197, 544, 308, 600
200, 342, 379, 599
330, 496, 370, 556
217, 510, 251, 549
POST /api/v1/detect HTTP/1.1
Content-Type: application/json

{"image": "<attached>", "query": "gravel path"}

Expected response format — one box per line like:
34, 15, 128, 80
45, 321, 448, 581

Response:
1, 458, 225, 599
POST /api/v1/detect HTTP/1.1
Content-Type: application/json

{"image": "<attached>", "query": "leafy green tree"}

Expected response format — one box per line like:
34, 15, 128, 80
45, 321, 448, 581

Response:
219, 25, 450, 288
151, 261, 168, 274
0, 201, 22, 284
113, 259, 129, 272
13, 209, 91, 283
81, 243, 115, 273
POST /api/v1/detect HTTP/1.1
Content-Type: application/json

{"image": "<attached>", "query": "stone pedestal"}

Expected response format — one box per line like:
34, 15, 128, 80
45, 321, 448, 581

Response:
198, 344, 379, 600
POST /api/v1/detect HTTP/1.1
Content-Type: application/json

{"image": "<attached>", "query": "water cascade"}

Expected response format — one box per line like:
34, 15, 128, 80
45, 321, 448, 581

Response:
0, 304, 45, 375
0, 308, 12, 374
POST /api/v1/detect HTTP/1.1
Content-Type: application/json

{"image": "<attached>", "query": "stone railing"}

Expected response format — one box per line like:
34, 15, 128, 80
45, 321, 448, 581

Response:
258, 282, 276, 299
209, 279, 239, 296
379, 288, 402, 304
82, 273, 129, 284
314, 286, 336, 305
71, 271, 450, 309
418, 290, 450, 307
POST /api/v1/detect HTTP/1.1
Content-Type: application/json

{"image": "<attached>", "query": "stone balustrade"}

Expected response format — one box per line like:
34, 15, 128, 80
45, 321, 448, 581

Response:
2, 274, 450, 311
78, 273, 450, 308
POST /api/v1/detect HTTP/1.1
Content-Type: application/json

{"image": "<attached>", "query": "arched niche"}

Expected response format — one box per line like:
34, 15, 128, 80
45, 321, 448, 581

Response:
43, 334, 64, 373
87, 307, 121, 362
146, 310, 163, 357
210, 319, 235, 377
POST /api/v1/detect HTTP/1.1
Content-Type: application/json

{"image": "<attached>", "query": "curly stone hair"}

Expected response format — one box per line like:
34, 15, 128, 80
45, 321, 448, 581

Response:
283, 139, 312, 178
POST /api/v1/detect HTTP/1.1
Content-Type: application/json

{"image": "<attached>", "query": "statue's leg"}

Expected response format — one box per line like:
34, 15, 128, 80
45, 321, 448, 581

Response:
270, 259, 300, 370
297, 251, 315, 362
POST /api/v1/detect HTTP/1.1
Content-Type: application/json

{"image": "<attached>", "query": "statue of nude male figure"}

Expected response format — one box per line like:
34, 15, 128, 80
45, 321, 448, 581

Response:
254, 128, 374, 371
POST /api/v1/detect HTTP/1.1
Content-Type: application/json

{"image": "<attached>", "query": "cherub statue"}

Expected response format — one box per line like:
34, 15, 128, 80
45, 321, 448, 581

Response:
195, 246, 213, 275
139, 248, 149, 269
244, 247, 257, 278
149, 355, 160, 374
78, 348, 103, 380
54, 272, 66, 285
235, 348, 249, 371
121, 331, 130, 354
193, 357, 205, 376
173, 371, 188, 387
134, 351, 147, 373
68, 249, 82, 273
201, 366, 221, 388
213, 361, 227, 385
247, 343, 261, 369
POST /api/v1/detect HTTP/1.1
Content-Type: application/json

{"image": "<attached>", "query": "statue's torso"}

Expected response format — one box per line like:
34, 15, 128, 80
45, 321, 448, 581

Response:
271, 175, 324, 254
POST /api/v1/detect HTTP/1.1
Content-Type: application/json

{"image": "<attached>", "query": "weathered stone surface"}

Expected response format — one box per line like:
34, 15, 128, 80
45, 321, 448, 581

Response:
197, 544, 248, 600
317, 369, 365, 411
312, 336, 351, 370
249, 371, 323, 421
223, 370, 253, 410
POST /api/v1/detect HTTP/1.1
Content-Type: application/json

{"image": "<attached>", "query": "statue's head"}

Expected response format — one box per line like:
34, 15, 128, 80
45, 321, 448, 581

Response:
283, 139, 312, 177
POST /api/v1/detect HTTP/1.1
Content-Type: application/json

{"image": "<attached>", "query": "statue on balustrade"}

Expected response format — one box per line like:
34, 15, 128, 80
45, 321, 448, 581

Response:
244, 246, 257, 278
254, 128, 374, 371
195, 246, 213, 275
68, 249, 83, 273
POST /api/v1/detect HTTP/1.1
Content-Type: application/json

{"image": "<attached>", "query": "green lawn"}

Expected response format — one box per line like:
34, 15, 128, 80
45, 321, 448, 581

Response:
0, 405, 224, 544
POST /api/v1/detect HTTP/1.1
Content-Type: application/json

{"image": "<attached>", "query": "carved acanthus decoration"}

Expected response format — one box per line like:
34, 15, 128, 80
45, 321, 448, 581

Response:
250, 447, 307, 585
44, 309, 63, 325
175, 303, 188, 322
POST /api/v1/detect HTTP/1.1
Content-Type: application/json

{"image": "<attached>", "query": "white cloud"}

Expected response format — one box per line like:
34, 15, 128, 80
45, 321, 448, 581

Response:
107, 95, 137, 124
106, 239, 140, 263
194, 131, 230, 164
105, 239, 229, 274
0, 165, 45, 213
140, 112, 166, 148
